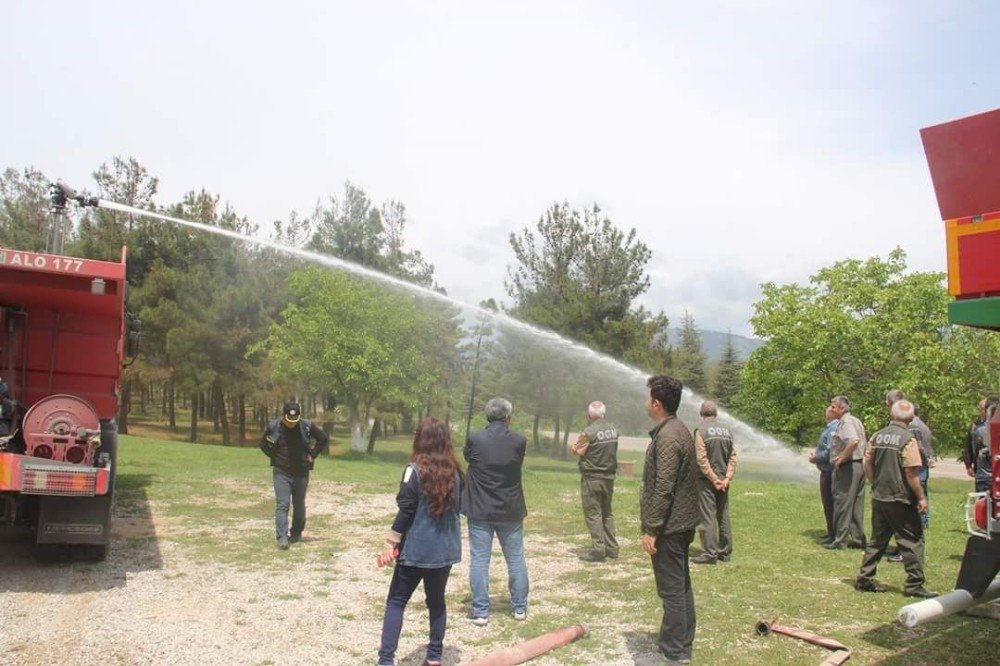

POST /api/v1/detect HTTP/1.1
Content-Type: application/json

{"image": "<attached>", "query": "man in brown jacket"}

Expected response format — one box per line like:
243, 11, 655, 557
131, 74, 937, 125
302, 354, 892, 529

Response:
641, 375, 701, 664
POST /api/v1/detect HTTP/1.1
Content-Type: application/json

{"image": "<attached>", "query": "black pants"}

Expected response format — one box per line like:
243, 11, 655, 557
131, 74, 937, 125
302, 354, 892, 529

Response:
819, 470, 834, 540
378, 563, 452, 665
650, 530, 696, 661
857, 500, 925, 593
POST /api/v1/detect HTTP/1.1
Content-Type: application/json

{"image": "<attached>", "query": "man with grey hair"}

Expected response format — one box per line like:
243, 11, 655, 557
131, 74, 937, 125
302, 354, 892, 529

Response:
854, 399, 935, 598
461, 397, 529, 624
825, 395, 868, 550
692, 400, 737, 564
571, 400, 620, 562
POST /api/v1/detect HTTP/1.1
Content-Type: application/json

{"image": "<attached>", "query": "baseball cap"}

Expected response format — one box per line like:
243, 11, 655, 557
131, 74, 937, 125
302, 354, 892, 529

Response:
282, 401, 301, 423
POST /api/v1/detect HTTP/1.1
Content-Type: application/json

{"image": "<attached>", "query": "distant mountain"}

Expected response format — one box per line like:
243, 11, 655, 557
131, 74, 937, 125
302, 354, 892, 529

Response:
667, 328, 764, 363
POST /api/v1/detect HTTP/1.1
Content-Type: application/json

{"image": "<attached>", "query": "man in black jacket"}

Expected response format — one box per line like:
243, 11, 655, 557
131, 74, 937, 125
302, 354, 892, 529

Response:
461, 397, 529, 625
260, 401, 330, 550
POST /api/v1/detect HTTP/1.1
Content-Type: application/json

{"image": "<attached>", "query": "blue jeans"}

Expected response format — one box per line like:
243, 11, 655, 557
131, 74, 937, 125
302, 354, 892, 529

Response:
378, 564, 451, 666
468, 519, 529, 618
273, 468, 309, 539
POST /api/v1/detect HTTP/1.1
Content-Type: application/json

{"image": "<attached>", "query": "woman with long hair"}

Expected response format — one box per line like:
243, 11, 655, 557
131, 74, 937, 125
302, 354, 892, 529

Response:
377, 418, 463, 666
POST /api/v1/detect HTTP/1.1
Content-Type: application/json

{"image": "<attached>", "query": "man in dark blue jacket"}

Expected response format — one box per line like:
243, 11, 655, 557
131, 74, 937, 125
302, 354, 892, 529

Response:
260, 401, 330, 549
461, 397, 529, 625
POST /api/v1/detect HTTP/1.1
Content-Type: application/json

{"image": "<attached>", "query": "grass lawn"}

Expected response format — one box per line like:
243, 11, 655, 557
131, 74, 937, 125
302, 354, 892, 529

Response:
115, 430, 994, 665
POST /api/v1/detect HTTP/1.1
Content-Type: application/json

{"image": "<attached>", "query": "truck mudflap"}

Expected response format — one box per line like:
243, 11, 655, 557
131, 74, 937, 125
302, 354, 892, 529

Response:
36, 494, 112, 545
0, 452, 111, 496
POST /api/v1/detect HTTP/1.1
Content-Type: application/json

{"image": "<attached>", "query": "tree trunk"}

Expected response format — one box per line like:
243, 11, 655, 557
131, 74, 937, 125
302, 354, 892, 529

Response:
217, 382, 231, 446
366, 418, 381, 454
349, 402, 368, 452
238, 394, 246, 445
212, 387, 220, 433
552, 415, 560, 458
118, 376, 131, 434
168, 379, 176, 430
189, 391, 199, 443
561, 415, 573, 460
532, 412, 541, 452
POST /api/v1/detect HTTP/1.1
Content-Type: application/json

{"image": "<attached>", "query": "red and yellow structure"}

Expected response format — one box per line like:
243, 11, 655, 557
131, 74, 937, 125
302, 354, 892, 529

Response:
920, 107, 1000, 599
921, 107, 1000, 331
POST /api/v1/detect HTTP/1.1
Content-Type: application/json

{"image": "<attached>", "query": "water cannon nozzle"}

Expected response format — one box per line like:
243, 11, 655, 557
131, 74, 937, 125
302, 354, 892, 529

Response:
49, 181, 99, 211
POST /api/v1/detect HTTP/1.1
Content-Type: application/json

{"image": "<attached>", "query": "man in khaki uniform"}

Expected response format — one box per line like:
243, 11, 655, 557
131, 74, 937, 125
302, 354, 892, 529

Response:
571, 400, 619, 562
854, 399, 935, 598
825, 395, 867, 549
691, 400, 737, 564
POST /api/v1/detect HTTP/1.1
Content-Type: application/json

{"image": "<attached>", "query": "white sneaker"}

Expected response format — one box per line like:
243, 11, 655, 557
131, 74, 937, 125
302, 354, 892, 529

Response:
513, 611, 527, 621
471, 616, 489, 626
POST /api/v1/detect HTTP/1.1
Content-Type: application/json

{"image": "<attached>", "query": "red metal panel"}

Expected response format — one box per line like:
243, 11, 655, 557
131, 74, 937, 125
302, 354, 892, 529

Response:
920, 108, 1000, 221
0, 246, 126, 420
956, 229, 1000, 296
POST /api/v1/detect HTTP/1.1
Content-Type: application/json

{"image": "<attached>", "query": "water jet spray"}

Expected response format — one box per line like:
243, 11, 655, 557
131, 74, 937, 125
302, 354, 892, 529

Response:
52, 181, 813, 480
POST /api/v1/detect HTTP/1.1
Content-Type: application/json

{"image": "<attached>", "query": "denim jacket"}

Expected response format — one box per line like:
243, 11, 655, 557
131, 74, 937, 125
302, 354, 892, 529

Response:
395, 463, 462, 569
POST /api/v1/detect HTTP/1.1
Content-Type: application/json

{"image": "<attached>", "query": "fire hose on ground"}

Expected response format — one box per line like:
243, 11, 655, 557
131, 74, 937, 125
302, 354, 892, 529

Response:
898, 579, 1000, 628
465, 623, 588, 666
755, 619, 851, 665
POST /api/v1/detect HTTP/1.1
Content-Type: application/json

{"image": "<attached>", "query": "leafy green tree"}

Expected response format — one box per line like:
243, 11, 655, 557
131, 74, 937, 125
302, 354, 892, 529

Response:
674, 310, 707, 392
306, 182, 435, 287
506, 201, 668, 365
735, 248, 1000, 449
254, 267, 458, 452
713, 333, 743, 406
0, 167, 51, 252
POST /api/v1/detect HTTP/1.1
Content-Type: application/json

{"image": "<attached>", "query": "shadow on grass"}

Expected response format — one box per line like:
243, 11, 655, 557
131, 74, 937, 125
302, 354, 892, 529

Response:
624, 630, 671, 665
398, 644, 463, 665
860, 614, 992, 665
0, 472, 162, 593
800, 528, 830, 542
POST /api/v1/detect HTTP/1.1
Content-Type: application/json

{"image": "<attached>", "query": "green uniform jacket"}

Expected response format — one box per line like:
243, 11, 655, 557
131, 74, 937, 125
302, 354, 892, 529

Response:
641, 415, 701, 536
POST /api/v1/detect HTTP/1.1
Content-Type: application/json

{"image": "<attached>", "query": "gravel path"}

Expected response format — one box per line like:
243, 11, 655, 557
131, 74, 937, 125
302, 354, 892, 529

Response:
0, 482, 659, 666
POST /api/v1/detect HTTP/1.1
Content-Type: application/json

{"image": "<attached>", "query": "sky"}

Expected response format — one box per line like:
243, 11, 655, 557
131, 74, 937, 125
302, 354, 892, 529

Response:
3, 1, 998, 337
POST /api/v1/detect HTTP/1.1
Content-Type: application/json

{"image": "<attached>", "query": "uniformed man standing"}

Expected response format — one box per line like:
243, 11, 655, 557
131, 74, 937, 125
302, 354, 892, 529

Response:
825, 395, 867, 550
854, 399, 935, 598
571, 400, 619, 562
691, 400, 737, 564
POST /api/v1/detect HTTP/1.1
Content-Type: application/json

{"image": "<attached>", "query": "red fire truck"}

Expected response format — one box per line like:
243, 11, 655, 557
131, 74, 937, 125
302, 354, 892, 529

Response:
0, 189, 137, 560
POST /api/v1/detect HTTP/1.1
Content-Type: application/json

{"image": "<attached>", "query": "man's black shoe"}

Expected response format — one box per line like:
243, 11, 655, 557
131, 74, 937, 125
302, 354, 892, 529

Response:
717, 555, 731, 562
903, 588, 938, 599
578, 550, 606, 563
823, 541, 847, 550
289, 534, 301, 544
691, 555, 717, 564
886, 551, 902, 562
854, 579, 887, 593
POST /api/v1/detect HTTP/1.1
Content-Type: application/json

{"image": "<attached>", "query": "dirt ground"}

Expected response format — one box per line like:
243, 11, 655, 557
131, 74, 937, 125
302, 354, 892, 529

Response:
0, 442, 974, 665
0, 481, 662, 666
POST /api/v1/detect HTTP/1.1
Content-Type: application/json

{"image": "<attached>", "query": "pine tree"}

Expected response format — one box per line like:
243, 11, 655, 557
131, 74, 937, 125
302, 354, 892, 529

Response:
713, 333, 743, 406
676, 310, 707, 391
